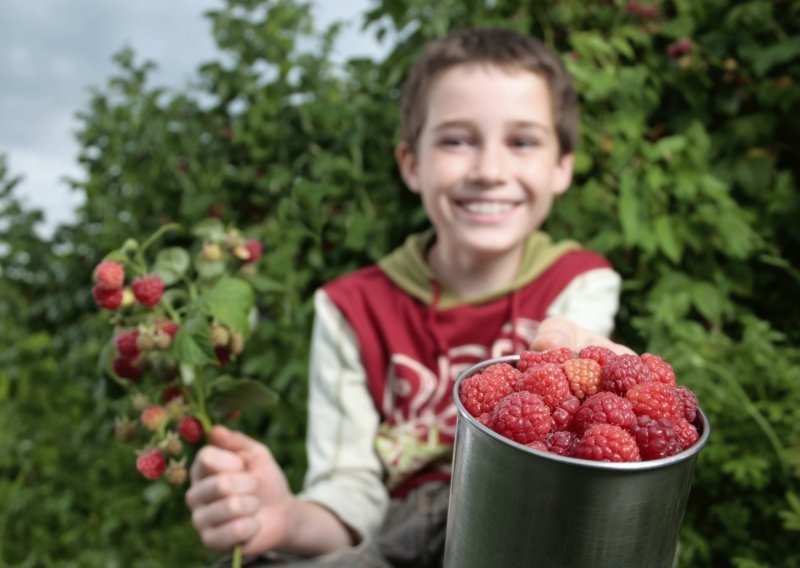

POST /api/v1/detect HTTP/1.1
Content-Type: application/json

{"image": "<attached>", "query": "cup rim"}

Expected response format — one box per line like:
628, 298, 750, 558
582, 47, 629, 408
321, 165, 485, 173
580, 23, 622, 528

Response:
452, 354, 711, 471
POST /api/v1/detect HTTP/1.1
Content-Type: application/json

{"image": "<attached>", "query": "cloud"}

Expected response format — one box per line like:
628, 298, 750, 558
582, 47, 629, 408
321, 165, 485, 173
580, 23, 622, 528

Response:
0, 0, 382, 237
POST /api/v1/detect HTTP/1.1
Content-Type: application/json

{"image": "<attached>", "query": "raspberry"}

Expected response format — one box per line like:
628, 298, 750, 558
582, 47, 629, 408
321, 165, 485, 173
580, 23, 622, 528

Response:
513, 363, 570, 409
572, 424, 641, 462
140, 405, 168, 431
165, 460, 188, 486
136, 449, 166, 480
112, 356, 142, 380
551, 394, 580, 432
93, 260, 125, 290
215, 346, 231, 366
625, 382, 683, 422
244, 239, 263, 263
132, 275, 165, 307
211, 324, 231, 347
517, 348, 575, 371
641, 353, 677, 386
545, 430, 578, 456
574, 392, 637, 435
459, 370, 514, 418
601, 354, 653, 395
577, 345, 617, 368
115, 329, 140, 359
491, 391, 552, 445
674, 385, 699, 422
525, 440, 548, 452
156, 319, 179, 338
162, 386, 185, 404
477, 413, 493, 428
481, 362, 521, 387
93, 285, 123, 310
673, 418, 700, 450
630, 416, 683, 460
177, 416, 204, 443
563, 357, 602, 400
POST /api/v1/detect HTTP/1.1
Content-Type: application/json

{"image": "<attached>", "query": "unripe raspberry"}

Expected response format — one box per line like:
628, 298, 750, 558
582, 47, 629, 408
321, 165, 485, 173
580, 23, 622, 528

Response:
177, 416, 204, 443
230, 331, 245, 355
233, 244, 251, 261
132, 275, 165, 307
120, 287, 136, 307
114, 416, 137, 443
93, 260, 125, 290
156, 319, 179, 338
130, 393, 150, 411
160, 431, 183, 456
136, 449, 166, 480
165, 460, 188, 486
563, 357, 602, 400
93, 285, 123, 310
153, 331, 173, 350
203, 243, 222, 261
136, 331, 157, 352
140, 405, 167, 431
210, 324, 231, 347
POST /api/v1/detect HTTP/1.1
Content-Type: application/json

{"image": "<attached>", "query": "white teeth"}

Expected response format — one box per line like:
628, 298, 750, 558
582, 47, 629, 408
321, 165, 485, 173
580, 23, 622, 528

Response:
462, 202, 514, 214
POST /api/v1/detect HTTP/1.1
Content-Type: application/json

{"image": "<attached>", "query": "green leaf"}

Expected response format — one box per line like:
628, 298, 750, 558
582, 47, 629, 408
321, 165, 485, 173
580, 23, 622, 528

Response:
617, 175, 640, 245
208, 379, 278, 416
199, 276, 255, 335
192, 218, 226, 241
654, 216, 683, 263
171, 315, 215, 366
691, 281, 724, 324
749, 35, 800, 77
152, 247, 191, 286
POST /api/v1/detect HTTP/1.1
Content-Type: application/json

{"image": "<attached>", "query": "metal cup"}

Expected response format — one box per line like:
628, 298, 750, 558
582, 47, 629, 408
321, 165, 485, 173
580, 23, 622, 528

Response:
444, 355, 710, 568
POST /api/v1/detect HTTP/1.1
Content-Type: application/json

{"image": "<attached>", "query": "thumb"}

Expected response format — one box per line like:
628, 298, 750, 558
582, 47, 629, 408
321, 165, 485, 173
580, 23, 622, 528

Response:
209, 425, 276, 472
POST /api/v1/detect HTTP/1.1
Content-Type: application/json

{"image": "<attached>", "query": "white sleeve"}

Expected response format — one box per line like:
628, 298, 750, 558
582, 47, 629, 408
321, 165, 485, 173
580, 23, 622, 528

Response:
545, 267, 622, 338
296, 289, 389, 541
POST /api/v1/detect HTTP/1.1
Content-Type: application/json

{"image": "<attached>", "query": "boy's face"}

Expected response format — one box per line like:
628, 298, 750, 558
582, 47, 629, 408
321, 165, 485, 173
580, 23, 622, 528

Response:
397, 64, 574, 261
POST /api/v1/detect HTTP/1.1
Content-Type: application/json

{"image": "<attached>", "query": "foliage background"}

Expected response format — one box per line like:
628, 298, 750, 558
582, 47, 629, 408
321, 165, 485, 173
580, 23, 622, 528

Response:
1, 0, 799, 566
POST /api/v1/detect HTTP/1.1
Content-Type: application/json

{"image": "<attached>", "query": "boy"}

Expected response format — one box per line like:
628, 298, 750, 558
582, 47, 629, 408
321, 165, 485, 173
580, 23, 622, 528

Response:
186, 27, 623, 567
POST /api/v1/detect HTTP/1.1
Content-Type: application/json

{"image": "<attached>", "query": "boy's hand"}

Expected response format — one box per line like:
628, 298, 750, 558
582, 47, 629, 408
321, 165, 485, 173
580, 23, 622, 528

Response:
531, 316, 634, 355
185, 425, 293, 555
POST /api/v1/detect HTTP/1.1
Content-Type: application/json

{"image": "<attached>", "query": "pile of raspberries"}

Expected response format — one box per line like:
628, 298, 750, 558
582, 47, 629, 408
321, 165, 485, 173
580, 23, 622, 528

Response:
458, 346, 701, 462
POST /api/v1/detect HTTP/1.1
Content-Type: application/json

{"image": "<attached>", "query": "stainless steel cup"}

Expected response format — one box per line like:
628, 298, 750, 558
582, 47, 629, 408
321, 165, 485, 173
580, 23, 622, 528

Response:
444, 355, 711, 568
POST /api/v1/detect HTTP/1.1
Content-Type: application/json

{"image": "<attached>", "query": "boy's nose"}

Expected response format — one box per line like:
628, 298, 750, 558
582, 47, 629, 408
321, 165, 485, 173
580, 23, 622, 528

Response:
468, 143, 508, 186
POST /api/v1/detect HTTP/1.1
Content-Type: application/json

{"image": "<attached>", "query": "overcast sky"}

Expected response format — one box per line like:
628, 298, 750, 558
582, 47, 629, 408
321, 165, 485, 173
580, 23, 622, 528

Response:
0, 0, 381, 236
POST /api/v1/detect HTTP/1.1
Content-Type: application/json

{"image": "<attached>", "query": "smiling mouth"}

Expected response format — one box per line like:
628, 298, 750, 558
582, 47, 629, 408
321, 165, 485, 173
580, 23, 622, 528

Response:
458, 200, 519, 215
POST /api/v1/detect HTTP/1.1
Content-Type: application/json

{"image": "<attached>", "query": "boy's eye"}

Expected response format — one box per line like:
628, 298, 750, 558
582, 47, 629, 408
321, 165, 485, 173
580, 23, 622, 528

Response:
510, 137, 540, 148
439, 136, 474, 147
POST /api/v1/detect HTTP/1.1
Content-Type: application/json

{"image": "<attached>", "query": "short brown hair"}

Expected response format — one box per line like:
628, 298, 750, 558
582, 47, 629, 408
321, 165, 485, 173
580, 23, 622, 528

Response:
399, 27, 579, 157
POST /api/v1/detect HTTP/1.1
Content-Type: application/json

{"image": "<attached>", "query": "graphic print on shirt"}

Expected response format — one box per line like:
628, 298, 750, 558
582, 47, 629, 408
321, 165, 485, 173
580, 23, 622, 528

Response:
376, 318, 539, 487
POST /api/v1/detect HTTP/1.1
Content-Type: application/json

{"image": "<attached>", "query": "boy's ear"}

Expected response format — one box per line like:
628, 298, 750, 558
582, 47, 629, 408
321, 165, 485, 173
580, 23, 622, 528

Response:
395, 141, 421, 193
552, 152, 575, 196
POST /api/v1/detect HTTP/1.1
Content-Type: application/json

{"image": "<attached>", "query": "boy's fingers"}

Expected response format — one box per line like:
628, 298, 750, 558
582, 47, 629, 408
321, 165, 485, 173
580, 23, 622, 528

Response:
197, 516, 260, 552
190, 445, 246, 481
191, 494, 261, 529
532, 317, 634, 355
185, 471, 258, 509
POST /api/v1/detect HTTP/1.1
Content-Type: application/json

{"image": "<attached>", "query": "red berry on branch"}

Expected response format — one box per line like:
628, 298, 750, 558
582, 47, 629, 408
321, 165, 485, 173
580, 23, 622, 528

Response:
93, 260, 125, 290
244, 239, 263, 263
112, 356, 142, 380
178, 416, 204, 443
132, 275, 165, 307
136, 449, 166, 480
115, 329, 140, 359
93, 285, 123, 310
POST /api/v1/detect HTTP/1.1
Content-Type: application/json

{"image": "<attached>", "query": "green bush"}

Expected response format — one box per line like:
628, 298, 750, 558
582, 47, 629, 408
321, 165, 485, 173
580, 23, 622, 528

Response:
1, 0, 798, 566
